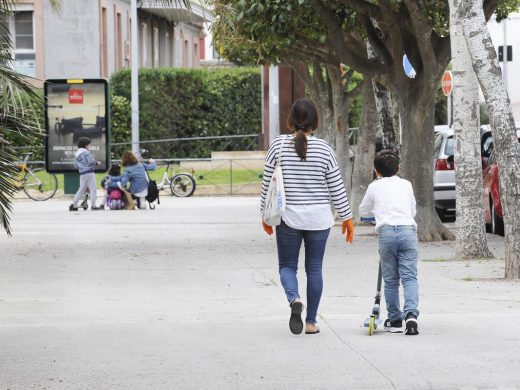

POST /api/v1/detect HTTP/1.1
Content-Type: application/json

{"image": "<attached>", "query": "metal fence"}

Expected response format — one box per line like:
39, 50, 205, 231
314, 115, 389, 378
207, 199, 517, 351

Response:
138, 157, 265, 196
9, 129, 362, 196
111, 134, 261, 160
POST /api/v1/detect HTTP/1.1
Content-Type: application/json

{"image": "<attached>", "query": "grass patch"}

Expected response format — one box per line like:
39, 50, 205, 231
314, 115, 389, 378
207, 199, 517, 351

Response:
53, 168, 263, 191
192, 169, 263, 186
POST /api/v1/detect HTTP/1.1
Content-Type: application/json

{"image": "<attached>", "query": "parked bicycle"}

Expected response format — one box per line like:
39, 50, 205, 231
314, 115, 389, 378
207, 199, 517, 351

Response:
13, 153, 58, 201
156, 160, 196, 197
138, 149, 196, 197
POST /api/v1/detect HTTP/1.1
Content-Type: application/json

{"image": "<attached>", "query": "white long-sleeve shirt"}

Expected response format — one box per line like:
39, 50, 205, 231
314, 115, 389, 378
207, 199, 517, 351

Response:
359, 175, 417, 232
260, 135, 352, 230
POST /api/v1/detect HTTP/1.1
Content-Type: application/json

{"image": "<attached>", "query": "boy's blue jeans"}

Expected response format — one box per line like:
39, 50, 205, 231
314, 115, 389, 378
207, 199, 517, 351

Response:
378, 225, 420, 321
276, 220, 330, 324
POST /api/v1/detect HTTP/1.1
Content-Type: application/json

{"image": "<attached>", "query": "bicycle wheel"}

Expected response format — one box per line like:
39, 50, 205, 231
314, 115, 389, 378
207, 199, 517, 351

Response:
23, 168, 58, 201
170, 173, 196, 197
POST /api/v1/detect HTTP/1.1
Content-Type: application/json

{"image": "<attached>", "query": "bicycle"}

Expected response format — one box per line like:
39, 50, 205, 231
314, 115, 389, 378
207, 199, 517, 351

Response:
13, 153, 58, 201
156, 160, 196, 197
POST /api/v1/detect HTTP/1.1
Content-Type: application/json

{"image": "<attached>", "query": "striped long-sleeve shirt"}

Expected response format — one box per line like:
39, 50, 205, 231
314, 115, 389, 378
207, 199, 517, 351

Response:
260, 135, 352, 228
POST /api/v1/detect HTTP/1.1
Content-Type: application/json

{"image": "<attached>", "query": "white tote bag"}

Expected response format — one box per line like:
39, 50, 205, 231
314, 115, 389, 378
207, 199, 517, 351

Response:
262, 136, 287, 226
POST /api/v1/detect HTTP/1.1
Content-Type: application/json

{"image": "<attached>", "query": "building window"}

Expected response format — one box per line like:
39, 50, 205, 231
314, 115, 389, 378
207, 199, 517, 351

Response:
165, 32, 170, 67
212, 43, 219, 60
153, 27, 159, 68
126, 12, 131, 66
13, 11, 35, 77
141, 23, 148, 67
100, 6, 108, 77
183, 39, 189, 67
172, 26, 177, 67
115, 10, 123, 70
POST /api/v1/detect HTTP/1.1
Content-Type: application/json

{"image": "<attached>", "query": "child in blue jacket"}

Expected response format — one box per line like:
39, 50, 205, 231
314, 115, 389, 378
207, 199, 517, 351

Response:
101, 163, 123, 208
69, 137, 102, 211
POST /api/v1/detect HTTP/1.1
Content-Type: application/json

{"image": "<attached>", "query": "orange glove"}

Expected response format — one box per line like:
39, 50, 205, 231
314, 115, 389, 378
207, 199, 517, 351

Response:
262, 221, 273, 236
342, 219, 354, 243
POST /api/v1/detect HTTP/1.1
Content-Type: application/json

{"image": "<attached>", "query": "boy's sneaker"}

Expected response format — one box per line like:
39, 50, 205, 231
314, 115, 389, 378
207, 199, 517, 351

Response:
384, 319, 403, 333
91, 205, 104, 210
69, 204, 78, 211
405, 314, 419, 336
289, 299, 304, 335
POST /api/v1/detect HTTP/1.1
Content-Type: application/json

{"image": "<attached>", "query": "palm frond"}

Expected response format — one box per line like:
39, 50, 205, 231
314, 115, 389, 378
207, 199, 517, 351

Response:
0, 2, 42, 235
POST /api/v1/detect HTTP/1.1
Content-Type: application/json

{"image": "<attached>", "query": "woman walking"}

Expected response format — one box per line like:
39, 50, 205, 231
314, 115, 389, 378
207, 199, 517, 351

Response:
260, 98, 354, 335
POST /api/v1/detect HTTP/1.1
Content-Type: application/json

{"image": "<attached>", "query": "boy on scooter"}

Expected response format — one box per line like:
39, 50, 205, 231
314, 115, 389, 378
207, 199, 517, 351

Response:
359, 150, 419, 336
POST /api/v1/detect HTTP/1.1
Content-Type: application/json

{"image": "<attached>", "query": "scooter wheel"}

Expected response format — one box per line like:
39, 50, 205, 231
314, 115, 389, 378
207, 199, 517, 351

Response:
82, 204, 89, 210
368, 316, 375, 336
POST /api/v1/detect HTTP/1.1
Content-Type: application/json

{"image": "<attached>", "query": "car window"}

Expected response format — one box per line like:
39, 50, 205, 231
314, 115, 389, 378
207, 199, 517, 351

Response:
444, 136, 454, 156
482, 135, 494, 157
488, 150, 496, 165
434, 134, 443, 155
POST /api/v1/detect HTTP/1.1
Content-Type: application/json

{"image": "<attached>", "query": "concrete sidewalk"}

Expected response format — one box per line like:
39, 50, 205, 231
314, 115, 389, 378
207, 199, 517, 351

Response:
0, 197, 519, 390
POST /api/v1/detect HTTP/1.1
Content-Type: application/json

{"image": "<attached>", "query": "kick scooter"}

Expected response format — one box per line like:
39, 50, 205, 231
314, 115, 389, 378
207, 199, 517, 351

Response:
364, 261, 383, 336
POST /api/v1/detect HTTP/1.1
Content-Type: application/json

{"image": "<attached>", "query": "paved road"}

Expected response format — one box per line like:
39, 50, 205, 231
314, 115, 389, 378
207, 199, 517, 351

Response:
0, 197, 518, 389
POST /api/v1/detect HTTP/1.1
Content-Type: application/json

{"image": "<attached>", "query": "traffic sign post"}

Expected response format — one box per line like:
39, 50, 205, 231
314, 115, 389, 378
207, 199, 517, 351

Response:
442, 71, 453, 96
442, 71, 453, 126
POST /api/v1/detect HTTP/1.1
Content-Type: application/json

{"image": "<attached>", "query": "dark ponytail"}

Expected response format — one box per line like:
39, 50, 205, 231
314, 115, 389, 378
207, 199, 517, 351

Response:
294, 129, 307, 160
287, 99, 319, 160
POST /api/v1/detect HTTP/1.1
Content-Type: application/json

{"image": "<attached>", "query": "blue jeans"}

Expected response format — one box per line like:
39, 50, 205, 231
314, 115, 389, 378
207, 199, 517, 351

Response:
276, 220, 330, 324
379, 225, 419, 321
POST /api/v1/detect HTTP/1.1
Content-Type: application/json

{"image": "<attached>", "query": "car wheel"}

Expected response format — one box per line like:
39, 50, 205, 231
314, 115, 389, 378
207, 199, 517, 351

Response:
491, 200, 504, 236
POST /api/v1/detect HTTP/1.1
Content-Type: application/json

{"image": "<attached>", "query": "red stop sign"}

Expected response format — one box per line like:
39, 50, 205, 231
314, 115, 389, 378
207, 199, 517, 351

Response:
442, 71, 453, 96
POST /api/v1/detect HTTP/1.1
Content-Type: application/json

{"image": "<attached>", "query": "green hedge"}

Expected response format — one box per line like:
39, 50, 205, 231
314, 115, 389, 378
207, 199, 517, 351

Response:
110, 67, 262, 158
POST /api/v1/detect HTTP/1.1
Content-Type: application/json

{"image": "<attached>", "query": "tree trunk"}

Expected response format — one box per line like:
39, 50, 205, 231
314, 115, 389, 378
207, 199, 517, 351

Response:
327, 64, 351, 190
351, 81, 378, 222
318, 102, 335, 146
449, 0, 493, 259
373, 82, 400, 153
292, 63, 335, 145
399, 89, 455, 241
459, 0, 520, 278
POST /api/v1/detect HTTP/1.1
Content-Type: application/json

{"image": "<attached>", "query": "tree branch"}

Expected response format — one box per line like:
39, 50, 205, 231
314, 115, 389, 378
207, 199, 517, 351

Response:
310, 0, 385, 77
363, 16, 393, 66
402, 0, 436, 77
336, 0, 381, 18
483, 0, 499, 20
374, 0, 408, 83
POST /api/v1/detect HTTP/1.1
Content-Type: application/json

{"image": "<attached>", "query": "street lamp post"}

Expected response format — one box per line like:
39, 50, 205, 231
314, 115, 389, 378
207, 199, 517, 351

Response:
131, 0, 139, 155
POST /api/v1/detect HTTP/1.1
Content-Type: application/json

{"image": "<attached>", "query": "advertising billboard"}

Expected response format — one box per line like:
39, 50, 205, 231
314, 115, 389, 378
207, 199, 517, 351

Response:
45, 79, 110, 173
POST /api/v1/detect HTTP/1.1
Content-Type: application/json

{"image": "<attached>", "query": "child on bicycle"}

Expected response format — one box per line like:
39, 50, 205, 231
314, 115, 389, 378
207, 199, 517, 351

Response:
69, 137, 103, 211
359, 150, 420, 336
101, 163, 124, 209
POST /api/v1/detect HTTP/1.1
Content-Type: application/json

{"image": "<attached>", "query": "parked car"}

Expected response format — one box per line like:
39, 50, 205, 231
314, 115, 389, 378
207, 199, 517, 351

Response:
433, 126, 455, 220
482, 127, 520, 235
480, 124, 493, 169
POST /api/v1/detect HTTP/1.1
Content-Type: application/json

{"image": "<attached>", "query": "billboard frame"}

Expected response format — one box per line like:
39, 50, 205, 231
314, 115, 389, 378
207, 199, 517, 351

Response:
44, 78, 111, 174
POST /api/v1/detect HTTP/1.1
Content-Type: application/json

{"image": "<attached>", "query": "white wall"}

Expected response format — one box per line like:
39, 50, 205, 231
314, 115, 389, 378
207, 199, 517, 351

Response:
43, 0, 100, 79
487, 12, 520, 123
43, 0, 131, 80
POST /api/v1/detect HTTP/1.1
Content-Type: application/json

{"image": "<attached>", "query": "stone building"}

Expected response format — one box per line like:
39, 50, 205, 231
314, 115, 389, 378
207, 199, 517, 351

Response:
11, 0, 210, 85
